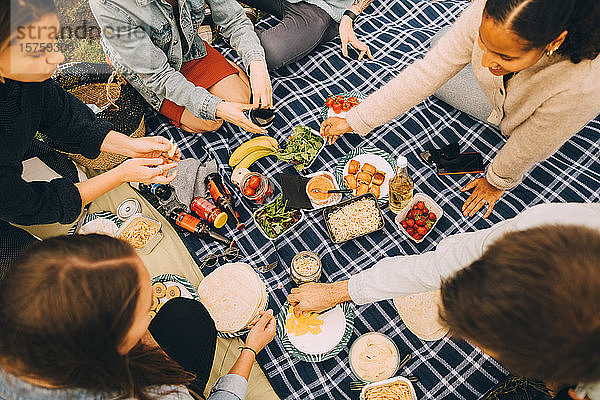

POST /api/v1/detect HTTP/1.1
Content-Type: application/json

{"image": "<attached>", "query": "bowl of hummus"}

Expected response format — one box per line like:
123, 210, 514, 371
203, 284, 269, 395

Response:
349, 332, 400, 382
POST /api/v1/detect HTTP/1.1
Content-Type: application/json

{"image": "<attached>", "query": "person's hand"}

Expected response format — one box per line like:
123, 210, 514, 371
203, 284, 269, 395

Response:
320, 117, 353, 145
339, 15, 374, 60
287, 281, 350, 317
460, 177, 505, 218
215, 101, 268, 134
116, 157, 177, 185
245, 309, 276, 354
125, 136, 182, 162
249, 60, 273, 109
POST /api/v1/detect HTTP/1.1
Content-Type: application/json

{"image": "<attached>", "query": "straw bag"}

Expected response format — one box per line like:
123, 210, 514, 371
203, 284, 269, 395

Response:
53, 62, 147, 170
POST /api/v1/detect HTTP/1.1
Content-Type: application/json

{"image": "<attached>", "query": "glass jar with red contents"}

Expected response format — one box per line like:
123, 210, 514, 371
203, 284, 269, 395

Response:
240, 173, 274, 206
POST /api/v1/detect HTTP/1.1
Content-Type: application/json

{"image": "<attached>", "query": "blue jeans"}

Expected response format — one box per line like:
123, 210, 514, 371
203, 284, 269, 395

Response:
243, 0, 339, 70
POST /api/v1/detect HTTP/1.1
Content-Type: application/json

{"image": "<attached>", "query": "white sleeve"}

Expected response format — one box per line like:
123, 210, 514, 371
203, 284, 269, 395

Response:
348, 219, 514, 304
348, 202, 600, 304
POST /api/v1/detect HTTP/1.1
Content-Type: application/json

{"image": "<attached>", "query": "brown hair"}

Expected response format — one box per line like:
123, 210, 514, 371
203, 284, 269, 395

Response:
0, 235, 195, 399
440, 225, 600, 384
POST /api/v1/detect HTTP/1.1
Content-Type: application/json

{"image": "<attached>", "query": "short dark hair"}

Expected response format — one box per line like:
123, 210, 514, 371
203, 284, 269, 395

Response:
484, 0, 600, 63
0, 235, 194, 400
440, 225, 600, 384
0, 0, 57, 54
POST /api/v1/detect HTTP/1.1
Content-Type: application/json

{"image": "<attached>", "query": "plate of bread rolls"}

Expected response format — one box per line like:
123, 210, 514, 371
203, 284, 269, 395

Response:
335, 147, 397, 204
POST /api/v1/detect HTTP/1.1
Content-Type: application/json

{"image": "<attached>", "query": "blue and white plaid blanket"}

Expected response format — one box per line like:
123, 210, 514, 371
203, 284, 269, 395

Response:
144, 0, 600, 398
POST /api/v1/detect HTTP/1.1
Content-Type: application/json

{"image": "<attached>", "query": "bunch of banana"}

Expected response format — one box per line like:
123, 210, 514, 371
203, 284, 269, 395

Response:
228, 136, 279, 170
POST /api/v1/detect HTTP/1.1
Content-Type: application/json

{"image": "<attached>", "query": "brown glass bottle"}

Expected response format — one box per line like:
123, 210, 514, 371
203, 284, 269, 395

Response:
168, 206, 232, 246
205, 173, 245, 230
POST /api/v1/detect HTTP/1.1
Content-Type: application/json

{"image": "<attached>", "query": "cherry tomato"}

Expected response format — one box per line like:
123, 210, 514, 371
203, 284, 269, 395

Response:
416, 201, 425, 210
417, 226, 428, 236
332, 103, 342, 114
347, 96, 358, 104
335, 95, 345, 102
248, 175, 261, 189
412, 204, 419, 210
422, 207, 429, 215
405, 218, 415, 227
400, 220, 407, 228
413, 233, 423, 240
429, 212, 437, 221
243, 186, 255, 196
416, 219, 425, 226
325, 97, 335, 108
406, 227, 415, 236
342, 102, 352, 112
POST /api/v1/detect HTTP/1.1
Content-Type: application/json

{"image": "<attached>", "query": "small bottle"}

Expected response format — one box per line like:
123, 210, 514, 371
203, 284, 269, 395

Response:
190, 197, 228, 228
168, 207, 232, 246
205, 173, 245, 230
150, 184, 175, 202
388, 156, 414, 214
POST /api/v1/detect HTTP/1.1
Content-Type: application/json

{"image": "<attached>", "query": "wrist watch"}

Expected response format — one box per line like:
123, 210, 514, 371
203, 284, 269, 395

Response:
343, 9, 358, 22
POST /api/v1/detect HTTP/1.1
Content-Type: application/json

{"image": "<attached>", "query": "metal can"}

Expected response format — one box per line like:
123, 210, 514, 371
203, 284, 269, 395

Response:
116, 198, 142, 221
290, 251, 322, 284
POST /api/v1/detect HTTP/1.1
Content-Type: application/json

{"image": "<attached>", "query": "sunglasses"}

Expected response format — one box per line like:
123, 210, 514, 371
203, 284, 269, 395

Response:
200, 246, 240, 268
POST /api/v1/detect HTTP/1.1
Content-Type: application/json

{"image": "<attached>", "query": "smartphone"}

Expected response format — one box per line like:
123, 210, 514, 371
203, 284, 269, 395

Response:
437, 152, 484, 175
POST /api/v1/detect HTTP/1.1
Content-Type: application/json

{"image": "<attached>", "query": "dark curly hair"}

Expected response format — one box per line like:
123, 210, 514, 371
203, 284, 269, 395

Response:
484, 0, 600, 63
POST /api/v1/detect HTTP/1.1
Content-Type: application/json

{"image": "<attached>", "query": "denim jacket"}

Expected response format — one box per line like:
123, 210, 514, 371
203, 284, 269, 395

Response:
0, 367, 248, 400
88, 0, 265, 120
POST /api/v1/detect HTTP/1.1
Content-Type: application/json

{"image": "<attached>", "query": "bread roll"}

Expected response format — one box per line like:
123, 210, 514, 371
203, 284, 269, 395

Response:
372, 172, 385, 186
344, 174, 358, 190
356, 183, 369, 196
356, 171, 372, 184
348, 159, 360, 175
369, 185, 381, 199
361, 163, 376, 175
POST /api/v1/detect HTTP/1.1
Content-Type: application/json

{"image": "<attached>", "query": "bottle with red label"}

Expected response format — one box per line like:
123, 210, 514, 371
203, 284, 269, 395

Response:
190, 197, 228, 228
168, 206, 232, 246
205, 173, 245, 230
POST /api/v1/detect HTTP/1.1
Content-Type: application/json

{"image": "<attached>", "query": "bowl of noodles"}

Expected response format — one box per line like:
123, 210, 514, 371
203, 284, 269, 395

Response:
349, 332, 400, 382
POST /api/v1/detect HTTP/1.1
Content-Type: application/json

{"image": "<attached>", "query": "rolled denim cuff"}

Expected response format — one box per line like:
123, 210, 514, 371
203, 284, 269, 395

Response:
190, 91, 223, 121
210, 374, 248, 399
242, 49, 266, 72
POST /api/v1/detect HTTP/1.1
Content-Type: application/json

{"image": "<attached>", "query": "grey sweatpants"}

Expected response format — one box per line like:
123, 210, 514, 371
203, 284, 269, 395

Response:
431, 27, 495, 124
243, 0, 339, 70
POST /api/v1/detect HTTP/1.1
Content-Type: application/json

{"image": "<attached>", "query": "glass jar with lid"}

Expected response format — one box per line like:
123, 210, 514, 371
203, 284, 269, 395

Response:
290, 251, 322, 284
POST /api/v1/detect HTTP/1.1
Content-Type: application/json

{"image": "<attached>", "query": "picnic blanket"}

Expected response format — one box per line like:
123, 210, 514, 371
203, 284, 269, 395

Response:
144, 0, 600, 398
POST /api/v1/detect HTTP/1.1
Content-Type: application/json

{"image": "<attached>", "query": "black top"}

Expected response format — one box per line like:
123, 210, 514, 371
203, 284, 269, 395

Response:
0, 79, 112, 226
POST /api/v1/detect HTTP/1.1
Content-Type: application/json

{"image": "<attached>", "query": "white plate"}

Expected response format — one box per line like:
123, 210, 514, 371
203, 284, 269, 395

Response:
68, 211, 121, 236
276, 301, 355, 362
342, 154, 395, 199
286, 305, 346, 355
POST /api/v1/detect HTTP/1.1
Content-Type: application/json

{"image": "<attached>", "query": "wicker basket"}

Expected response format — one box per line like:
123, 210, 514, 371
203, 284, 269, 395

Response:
53, 63, 147, 170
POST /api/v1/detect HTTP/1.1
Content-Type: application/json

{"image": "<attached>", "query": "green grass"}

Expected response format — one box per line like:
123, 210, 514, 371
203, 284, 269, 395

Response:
55, 0, 105, 63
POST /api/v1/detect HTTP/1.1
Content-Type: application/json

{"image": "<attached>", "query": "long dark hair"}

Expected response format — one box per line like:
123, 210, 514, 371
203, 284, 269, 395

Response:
0, 0, 57, 54
0, 235, 195, 399
484, 0, 600, 63
440, 225, 600, 384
